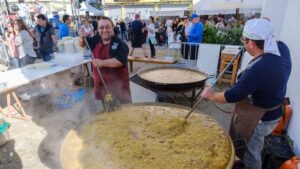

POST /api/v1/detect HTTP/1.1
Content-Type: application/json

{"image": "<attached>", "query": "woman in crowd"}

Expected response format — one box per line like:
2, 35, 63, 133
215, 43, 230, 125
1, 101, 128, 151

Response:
80, 18, 94, 37
157, 18, 167, 45
215, 17, 226, 35
0, 22, 19, 68
14, 19, 37, 67
147, 16, 156, 58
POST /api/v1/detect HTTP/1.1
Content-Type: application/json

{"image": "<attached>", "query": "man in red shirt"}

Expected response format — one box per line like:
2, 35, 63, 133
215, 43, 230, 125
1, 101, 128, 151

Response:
79, 16, 131, 103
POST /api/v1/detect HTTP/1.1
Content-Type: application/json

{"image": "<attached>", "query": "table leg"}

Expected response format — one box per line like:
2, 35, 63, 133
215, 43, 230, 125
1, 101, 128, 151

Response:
6, 93, 12, 120
129, 61, 133, 72
12, 92, 30, 120
191, 89, 196, 107
0, 106, 4, 117
82, 64, 87, 87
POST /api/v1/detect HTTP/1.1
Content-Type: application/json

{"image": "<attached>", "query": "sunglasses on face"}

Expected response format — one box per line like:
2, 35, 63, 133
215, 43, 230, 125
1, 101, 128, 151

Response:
99, 25, 112, 30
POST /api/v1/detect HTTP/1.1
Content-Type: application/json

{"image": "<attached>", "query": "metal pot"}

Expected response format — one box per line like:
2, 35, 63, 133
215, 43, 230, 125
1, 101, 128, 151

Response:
138, 66, 209, 92
60, 103, 234, 169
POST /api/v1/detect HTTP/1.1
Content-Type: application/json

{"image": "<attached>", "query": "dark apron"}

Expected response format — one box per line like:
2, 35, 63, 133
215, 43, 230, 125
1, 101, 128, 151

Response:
229, 98, 281, 158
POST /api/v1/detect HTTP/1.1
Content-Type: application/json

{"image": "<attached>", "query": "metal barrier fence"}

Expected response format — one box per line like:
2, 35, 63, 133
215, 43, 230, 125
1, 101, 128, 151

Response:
167, 42, 201, 67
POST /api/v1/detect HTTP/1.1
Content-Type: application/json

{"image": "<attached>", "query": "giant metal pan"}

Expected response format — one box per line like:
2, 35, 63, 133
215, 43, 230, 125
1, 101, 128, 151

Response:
60, 102, 235, 169
138, 66, 209, 92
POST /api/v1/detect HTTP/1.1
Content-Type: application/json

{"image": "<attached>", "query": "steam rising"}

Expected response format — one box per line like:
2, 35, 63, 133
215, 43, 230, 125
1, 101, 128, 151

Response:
14, 69, 104, 169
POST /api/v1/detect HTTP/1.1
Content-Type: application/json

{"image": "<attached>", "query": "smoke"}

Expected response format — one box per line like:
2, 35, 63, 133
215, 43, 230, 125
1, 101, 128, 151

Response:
12, 68, 104, 169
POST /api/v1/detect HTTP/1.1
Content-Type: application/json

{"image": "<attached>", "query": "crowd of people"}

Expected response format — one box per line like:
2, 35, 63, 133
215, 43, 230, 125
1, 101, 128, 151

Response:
111, 13, 248, 60
112, 13, 204, 60
0, 12, 252, 69
0, 13, 100, 68
0, 14, 71, 68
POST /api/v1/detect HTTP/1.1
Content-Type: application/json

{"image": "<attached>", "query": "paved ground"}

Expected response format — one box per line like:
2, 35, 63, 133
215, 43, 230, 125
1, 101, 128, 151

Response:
0, 43, 234, 169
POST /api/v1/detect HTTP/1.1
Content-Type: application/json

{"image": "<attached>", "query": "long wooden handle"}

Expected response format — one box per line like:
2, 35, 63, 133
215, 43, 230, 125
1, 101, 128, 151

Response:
83, 37, 109, 93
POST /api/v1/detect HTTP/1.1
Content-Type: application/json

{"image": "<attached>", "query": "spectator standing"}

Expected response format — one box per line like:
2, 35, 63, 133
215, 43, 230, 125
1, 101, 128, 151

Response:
180, 16, 192, 58
129, 14, 147, 57
14, 19, 37, 67
119, 20, 128, 41
205, 16, 215, 27
59, 14, 72, 39
172, 17, 181, 42
157, 18, 167, 46
90, 17, 99, 36
127, 19, 132, 41
80, 18, 94, 37
0, 22, 19, 68
34, 14, 57, 61
53, 14, 60, 39
187, 13, 203, 60
154, 17, 159, 30
147, 16, 156, 58
227, 15, 237, 24
215, 17, 226, 35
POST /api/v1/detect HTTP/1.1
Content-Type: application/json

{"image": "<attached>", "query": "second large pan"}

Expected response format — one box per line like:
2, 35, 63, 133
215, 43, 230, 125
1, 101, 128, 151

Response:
138, 66, 209, 92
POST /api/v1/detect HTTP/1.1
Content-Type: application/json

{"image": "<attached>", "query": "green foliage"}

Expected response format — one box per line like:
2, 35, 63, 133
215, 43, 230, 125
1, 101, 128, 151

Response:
203, 25, 243, 45
202, 25, 218, 44
227, 27, 243, 45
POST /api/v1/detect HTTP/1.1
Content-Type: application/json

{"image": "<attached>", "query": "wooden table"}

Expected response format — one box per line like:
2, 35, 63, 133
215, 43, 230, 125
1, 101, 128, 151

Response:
0, 52, 91, 121
128, 56, 177, 72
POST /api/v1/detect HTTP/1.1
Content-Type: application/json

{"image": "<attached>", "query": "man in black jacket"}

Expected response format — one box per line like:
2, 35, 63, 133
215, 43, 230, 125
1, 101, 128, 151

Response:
33, 14, 57, 61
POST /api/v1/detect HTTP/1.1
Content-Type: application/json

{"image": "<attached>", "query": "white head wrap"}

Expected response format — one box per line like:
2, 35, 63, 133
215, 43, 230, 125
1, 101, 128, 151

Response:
243, 18, 280, 56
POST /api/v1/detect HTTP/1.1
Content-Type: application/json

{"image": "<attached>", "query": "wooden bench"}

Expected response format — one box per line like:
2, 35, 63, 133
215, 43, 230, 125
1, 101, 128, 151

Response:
128, 56, 177, 72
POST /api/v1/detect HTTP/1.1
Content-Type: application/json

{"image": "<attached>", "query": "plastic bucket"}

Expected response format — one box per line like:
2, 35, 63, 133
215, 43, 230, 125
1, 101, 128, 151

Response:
63, 87, 87, 102
0, 119, 10, 147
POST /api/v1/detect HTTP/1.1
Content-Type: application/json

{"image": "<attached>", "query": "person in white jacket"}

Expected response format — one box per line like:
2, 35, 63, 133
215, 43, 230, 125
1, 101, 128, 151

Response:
147, 16, 156, 58
14, 19, 37, 67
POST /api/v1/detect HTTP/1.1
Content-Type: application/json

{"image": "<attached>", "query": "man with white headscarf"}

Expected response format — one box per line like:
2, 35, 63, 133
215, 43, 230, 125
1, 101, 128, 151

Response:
201, 18, 292, 169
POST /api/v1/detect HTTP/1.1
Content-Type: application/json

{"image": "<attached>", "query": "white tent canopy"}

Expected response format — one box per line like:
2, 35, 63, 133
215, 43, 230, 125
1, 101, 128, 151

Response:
150, 10, 185, 17
193, 0, 263, 15
79, 2, 103, 16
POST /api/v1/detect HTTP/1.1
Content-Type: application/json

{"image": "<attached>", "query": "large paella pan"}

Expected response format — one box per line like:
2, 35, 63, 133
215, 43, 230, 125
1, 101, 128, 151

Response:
60, 103, 234, 169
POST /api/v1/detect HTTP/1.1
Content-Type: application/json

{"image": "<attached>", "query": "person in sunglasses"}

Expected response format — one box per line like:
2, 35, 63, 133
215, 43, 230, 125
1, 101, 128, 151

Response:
79, 16, 131, 104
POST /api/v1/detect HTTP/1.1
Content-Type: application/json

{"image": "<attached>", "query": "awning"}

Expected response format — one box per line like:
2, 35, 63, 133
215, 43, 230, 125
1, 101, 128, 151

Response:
193, 0, 263, 15
79, 2, 104, 16
151, 10, 185, 17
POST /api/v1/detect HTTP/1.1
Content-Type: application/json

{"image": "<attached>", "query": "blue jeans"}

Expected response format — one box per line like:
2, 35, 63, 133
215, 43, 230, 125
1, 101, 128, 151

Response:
40, 50, 53, 62
121, 31, 128, 41
243, 118, 280, 169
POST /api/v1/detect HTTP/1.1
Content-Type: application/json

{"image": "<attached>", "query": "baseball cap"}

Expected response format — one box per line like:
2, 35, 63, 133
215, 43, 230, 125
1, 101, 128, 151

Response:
190, 13, 199, 20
